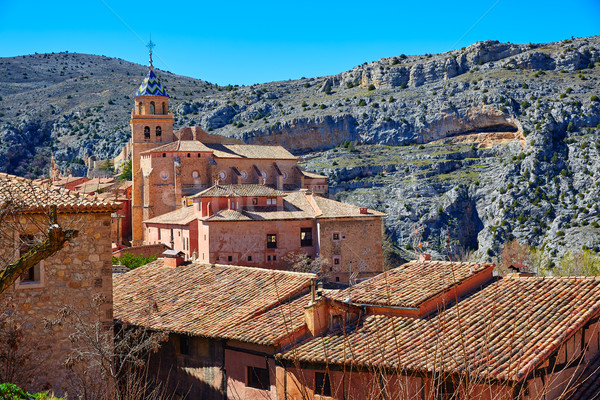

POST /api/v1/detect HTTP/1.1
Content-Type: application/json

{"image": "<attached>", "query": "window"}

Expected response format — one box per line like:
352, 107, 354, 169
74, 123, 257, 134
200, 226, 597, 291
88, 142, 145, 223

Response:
187, 153, 190, 158
267, 255, 271, 261
247, 366, 270, 390
333, 257, 340, 265
248, 256, 252, 262
179, 335, 190, 355
252, 198, 258, 205
156, 126, 162, 137
267, 198, 277, 205
300, 228, 312, 247
315, 372, 331, 396
228, 255, 233, 262
266, 234, 277, 249
332, 232, 340, 241
273, 255, 277, 261
162, 102, 166, 114
144, 126, 150, 139
162, 153, 166, 158
19, 235, 41, 285
438, 379, 456, 400
150, 101, 155, 114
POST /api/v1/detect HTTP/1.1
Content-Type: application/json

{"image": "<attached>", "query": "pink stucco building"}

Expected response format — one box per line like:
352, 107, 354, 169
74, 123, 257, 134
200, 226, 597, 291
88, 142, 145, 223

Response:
144, 184, 386, 283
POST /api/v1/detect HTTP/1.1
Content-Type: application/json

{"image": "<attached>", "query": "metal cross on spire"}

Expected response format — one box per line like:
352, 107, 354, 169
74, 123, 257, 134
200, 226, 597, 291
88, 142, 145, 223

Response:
147, 35, 155, 70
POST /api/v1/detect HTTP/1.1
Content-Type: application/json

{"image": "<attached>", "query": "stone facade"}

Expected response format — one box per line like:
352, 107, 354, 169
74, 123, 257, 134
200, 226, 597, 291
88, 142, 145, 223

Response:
2, 211, 114, 395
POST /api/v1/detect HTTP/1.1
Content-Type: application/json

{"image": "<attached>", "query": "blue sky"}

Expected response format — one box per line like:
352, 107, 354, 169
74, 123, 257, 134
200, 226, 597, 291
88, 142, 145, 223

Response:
0, 0, 598, 85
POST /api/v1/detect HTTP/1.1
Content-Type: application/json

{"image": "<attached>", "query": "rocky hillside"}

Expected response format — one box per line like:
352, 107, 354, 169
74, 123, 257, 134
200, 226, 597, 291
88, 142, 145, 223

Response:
2, 36, 600, 264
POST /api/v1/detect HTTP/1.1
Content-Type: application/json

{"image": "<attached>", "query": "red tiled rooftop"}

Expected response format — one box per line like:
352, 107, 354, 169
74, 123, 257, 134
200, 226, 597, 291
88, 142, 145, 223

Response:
192, 184, 287, 198
0, 172, 119, 213
280, 276, 600, 383
332, 260, 494, 309
113, 261, 316, 341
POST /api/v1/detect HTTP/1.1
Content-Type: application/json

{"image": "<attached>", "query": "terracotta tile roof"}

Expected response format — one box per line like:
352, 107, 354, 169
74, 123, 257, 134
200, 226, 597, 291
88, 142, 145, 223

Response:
298, 169, 328, 179
332, 261, 494, 308
141, 140, 213, 154
192, 184, 287, 198
202, 192, 385, 222
280, 277, 600, 383
207, 143, 296, 160
203, 191, 314, 221
113, 261, 316, 341
311, 195, 386, 218
0, 172, 119, 213
144, 205, 197, 225
226, 292, 317, 346
51, 176, 89, 187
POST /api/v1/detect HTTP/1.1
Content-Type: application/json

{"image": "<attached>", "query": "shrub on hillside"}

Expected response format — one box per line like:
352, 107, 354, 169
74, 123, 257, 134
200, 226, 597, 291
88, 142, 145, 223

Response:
0, 383, 63, 400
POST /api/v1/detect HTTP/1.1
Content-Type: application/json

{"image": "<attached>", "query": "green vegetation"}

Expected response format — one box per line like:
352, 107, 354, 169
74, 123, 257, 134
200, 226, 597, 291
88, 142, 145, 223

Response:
119, 158, 132, 181
0, 383, 63, 400
112, 253, 157, 270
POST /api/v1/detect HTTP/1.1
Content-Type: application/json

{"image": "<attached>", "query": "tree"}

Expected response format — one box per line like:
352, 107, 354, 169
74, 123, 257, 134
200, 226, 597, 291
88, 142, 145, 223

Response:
283, 251, 330, 279
45, 295, 174, 400
99, 159, 115, 176
0, 204, 77, 295
119, 158, 132, 181
499, 238, 533, 275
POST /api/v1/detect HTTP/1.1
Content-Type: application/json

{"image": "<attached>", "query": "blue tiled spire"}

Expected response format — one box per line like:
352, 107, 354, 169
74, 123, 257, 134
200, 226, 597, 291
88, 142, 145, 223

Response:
135, 69, 170, 97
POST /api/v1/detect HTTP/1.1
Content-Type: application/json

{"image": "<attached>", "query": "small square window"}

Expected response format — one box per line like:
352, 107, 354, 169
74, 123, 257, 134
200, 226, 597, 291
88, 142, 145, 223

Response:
267, 234, 277, 249
332, 232, 340, 241
300, 228, 313, 247
18, 235, 42, 285
247, 366, 270, 390
315, 372, 331, 396
333, 257, 340, 265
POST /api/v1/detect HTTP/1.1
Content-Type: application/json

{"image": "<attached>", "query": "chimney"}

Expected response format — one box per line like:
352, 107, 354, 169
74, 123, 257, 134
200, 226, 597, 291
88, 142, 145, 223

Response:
304, 297, 329, 337
305, 278, 330, 337
418, 253, 431, 262
163, 249, 185, 267
359, 207, 368, 214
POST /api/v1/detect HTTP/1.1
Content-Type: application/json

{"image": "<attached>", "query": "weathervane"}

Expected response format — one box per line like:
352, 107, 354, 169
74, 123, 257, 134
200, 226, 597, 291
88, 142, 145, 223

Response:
147, 35, 155, 70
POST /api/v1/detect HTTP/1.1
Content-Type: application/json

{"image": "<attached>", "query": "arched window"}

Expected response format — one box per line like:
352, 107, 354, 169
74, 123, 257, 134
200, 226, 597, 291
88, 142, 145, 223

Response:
162, 102, 166, 114
156, 126, 162, 137
150, 101, 155, 115
137, 102, 142, 115
144, 126, 150, 139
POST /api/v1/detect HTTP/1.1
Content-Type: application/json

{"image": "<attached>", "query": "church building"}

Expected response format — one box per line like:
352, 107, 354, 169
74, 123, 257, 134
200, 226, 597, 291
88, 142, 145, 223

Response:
127, 51, 384, 282
129, 53, 327, 245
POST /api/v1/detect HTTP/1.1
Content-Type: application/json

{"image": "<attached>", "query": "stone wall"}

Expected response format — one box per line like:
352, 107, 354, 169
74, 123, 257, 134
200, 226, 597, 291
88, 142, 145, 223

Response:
318, 217, 384, 283
2, 211, 113, 396
149, 333, 225, 400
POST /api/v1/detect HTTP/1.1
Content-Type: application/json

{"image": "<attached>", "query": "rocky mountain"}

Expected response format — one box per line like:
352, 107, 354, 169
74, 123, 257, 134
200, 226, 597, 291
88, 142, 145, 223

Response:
2, 36, 600, 264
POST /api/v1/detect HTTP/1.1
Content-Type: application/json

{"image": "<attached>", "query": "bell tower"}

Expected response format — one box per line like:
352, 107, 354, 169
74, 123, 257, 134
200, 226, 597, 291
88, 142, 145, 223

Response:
131, 40, 175, 245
